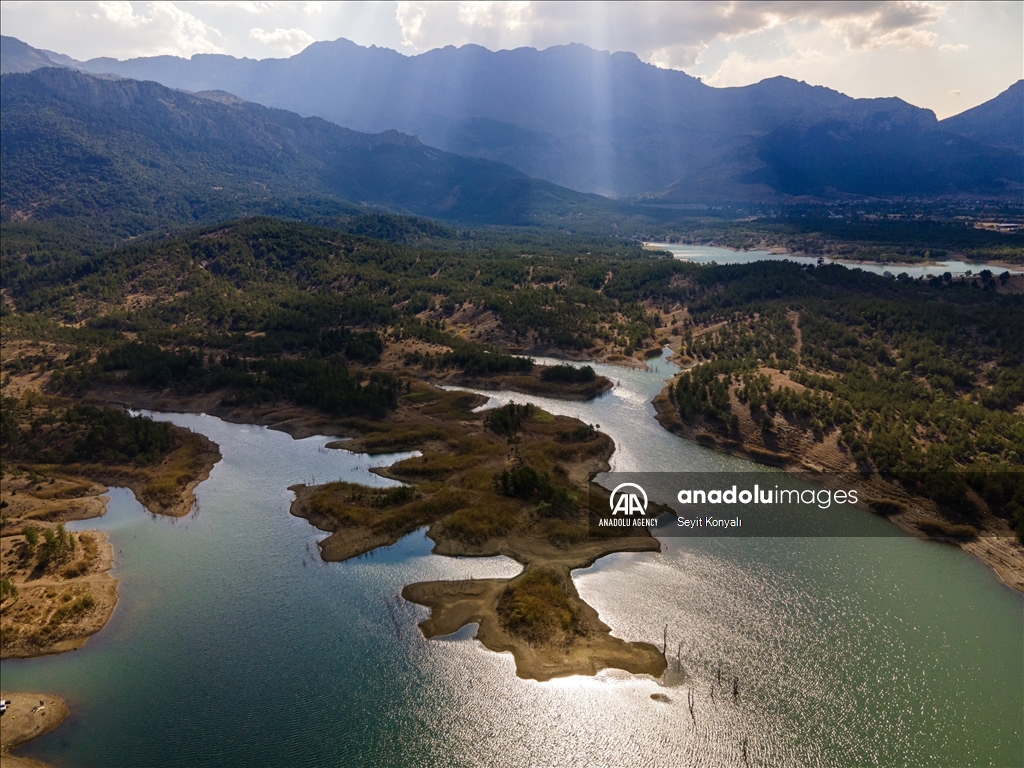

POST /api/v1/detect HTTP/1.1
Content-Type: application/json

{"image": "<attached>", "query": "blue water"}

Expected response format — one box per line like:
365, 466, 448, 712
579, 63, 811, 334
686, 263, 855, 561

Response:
3, 363, 1022, 767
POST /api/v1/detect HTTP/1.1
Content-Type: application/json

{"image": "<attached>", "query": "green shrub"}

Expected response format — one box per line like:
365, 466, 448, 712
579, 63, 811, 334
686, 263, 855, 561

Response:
497, 569, 580, 644
916, 518, 978, 540
540, 364, 596, 384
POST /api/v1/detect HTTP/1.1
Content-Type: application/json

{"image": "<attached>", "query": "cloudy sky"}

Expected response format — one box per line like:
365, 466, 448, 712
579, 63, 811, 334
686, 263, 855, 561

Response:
2, 1, 1020, 118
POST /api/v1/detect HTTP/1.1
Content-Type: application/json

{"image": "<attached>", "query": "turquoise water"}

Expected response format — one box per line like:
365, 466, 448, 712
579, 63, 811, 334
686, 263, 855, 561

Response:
3, 355, 1022, 767
648, 243, 1024, 278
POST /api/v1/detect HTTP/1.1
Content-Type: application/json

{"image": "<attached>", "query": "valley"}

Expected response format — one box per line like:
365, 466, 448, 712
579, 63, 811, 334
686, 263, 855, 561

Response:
0, 21, 1022, 767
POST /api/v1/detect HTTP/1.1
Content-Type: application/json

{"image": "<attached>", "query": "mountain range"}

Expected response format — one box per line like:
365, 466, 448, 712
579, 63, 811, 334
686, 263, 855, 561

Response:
1, 65, 620, 245
3, 34, 1020, 203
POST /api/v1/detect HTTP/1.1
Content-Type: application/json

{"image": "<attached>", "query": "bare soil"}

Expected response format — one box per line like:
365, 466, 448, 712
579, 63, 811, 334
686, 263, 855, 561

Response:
0, 692, 68, 768
289, 382, 667, 680
652, 379, 1024, 592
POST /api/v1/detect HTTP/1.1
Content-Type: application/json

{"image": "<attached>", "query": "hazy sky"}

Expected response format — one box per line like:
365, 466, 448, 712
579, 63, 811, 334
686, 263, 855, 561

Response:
2, 1, 1021, 118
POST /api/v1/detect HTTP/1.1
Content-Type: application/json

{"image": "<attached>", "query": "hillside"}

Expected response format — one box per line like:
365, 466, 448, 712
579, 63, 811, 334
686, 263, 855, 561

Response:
11, 36, 1020, 201
3, 215, 1021, 553
940, 80, 1024, 154
0, 34, 62, 73
658, 88, 1022, 200
0, 67, 614, 246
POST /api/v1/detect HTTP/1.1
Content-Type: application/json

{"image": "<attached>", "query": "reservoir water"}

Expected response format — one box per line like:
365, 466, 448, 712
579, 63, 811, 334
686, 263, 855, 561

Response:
648, 242, 1024, 278
3, 356, 1021, 766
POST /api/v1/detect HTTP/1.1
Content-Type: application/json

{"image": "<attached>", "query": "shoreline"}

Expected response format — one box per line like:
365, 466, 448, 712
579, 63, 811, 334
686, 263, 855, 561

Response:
0, 417, 221, 660
643, 242, 1024, 271
0, 529, 118, 660
430, 371, 615, 402
0, 692, 68, 768
650, 380, 1024, 593
403, 551, 666, 682
286, 381, 669, 680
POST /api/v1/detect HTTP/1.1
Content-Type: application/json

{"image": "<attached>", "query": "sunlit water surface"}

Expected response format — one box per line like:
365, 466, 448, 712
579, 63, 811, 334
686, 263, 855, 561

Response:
648, 242, 1024, 278
3, 348, 1021, 767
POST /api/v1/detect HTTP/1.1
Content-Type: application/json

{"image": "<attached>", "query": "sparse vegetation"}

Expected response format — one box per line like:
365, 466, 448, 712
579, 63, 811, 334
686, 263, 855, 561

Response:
497, 569, 582, 645
916, 519, 979, 540
664, 260, 1024, 539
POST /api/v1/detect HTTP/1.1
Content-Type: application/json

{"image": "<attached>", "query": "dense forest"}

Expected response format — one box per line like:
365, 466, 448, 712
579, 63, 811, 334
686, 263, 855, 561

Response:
2, 213, 1021, 539
1, 216, 657, 350
1, 217, 658, 419
0, 399, 177, 466
656, 260, 1024, 536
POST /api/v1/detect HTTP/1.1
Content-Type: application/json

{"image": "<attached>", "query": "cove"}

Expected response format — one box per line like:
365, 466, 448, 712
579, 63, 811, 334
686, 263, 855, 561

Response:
649, 242, 1024, 278
2, 361, 1021, 767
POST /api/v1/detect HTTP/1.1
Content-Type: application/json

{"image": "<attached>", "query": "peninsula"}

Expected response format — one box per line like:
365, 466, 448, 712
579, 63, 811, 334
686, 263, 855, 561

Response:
290, 384, 666, 680
644, 263, 1024, 591
0, 351, 220, 659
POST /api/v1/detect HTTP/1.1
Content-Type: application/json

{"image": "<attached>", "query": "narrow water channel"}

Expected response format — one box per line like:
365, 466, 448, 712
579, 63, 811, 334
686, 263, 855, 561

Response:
3, 355, 1021, 767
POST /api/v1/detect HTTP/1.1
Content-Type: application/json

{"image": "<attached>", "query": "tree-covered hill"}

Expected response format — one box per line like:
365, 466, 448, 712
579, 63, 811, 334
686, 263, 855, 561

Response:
3, 215, 1021, 536
1, 216, 656, 355
26, 35, 1020, 201
0, 217, 659, 419
0, 68, 615, 245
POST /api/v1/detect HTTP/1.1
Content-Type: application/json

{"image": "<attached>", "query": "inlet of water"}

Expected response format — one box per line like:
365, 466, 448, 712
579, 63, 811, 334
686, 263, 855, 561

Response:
4, 366, 1021, 767
648, 242, 1023, 278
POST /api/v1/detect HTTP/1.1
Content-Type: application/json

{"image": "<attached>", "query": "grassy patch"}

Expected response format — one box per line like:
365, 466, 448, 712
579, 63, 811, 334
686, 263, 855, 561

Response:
29, 481, 95, 500
361, 427, 446, 452
916, 518, 978, 540
746, 446, 791, 465
372, 488, 470, 535
390, 452, 484, 478
445, 502, 518, 544
420, 390, 481, 418
869, 499, 906, 516
497, 569, 582, 645
540, 519, 590, 548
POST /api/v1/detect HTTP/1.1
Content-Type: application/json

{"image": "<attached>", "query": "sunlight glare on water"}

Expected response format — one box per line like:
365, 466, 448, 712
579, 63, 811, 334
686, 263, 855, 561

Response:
648, 242, 1024, 278
3, 367, 1022, 767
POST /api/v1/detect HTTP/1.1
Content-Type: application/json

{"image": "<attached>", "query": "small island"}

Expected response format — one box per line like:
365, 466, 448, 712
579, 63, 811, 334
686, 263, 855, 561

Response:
291, 384, 666, 680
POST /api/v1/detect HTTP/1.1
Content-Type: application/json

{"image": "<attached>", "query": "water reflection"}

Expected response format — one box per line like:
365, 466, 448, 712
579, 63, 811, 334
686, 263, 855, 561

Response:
3, 388, 1020, 767
649, 242, 1023, 278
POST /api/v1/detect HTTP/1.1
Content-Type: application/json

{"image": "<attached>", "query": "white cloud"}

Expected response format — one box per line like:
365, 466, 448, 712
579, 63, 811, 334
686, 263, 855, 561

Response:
95, 1, 142, 27
249, 26, 315, 55
0, 1, 1018, 118
391, 1, 949, 69
395, 2, 428, 48
200, 1, 274, 13
88, 1, 225, 57
705, 47, 829, 89
827, 1, 942, 49
457, 1, 531, 31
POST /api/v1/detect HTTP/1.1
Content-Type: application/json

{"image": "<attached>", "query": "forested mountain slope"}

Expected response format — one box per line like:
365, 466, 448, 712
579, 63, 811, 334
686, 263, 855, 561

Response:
0, 67, 614, 247
11, 36, 1018, 200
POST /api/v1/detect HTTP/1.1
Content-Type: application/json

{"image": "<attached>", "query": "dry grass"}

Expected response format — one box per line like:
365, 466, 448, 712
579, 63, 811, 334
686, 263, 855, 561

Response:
497, 569, 583, 645
0, 530, 118, 658
445, 501, 519, 545
916, 518, 979, 540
